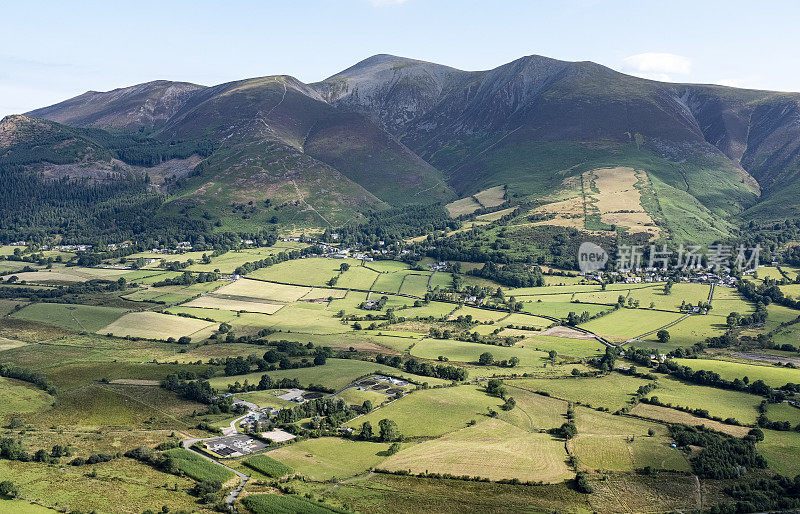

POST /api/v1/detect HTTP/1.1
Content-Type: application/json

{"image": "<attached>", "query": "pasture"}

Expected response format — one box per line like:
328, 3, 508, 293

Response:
98, 311, 214, 340
672, 357, 800, 388
645, 376, 760, 424
214, 279, 311, 302
345, 385, 503, 438
759, 430, 800, 476
247, 257, 348, 286
11, 303, 128, 332
380, 418, 571, 483
208, 358, 447, 391
183, 295, 284, 314
0, 377, 53, 421
579, 308, 683, 342
570, 406, 689, 472
629, 403, 750, 437
520, 334, 605, 359
410, 337, 549, 367
266, 437, 390, 480
507, 373, 653, 411
240, 493, 333, 514
242, 454, 292, 478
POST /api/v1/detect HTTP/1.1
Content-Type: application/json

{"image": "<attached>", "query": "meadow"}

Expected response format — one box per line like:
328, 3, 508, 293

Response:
380, 418, 572, 483
645, 376, 761, 424
345, 385, 504, 438
569, 407, 690, 472
208, 358, 448, 391
11, 303, 128, 332
672, 357, 800, 387
507, 373, 652, 411
266, 437, 391, 480
410, 338, 549, 367
98, 311, 215, 340
579, 308, 684, 342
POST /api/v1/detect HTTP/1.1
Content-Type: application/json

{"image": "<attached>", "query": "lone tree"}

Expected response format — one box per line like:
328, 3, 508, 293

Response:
0, 480, 17, 498
378, 418, 400, 442
340, 263, 350, 272
657, 329, 671, 344
478, 352, 495, 366
360, 421, 373, 440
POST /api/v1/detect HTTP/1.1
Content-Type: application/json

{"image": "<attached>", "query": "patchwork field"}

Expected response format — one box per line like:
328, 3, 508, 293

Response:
183, 295, 284, 314
214, 279, 311, 302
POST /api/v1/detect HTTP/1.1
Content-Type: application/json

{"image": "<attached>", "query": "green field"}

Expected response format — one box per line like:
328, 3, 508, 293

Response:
345, 385, 504, 438
242, 454, 293, 478
163, 448, 235, 483
208, 358, 447, 391
0, 377, 53, 421
579, 308, 684, 342
570, 407, 689, 472
214, 279, 311, 302
380, 418, 572, 482
99, 311, 215, 340
508, 373, 652, 411
672, 357, 800, 388
399, 273, 432, 297
521, 300, 610, 319
410, 338, 549, 367
267, 437, 391, 480
247, 257, 347, 286
520, 334, 606, 359
640, 314, 727, 348
766, 402, 800, 427
645, 376, 761, 424
11, 303, 128, 332
240, 493, 336, 514
759, 430, 800, 476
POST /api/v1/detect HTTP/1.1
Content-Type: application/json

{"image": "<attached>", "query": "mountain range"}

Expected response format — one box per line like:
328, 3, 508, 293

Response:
3, 53, 800, 243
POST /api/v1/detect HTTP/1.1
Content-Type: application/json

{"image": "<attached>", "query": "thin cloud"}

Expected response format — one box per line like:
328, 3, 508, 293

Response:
622, 53, 692, 82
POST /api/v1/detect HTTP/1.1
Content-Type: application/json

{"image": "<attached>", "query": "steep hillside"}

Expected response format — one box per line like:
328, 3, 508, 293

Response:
158, 75, 453, 205
12, 53, 800, 244
27, 80, 204, 131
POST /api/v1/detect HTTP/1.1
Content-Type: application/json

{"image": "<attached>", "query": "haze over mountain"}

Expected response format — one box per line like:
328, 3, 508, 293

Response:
4, 53, 800, 243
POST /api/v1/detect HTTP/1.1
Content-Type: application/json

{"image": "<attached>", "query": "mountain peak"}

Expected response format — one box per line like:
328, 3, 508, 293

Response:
27, 80, 205, 131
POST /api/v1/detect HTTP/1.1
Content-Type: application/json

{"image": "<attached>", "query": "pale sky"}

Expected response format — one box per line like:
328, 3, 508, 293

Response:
2, 0, 799, 117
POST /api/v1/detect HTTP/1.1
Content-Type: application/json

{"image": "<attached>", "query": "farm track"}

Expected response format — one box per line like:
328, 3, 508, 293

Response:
626, 313, 693, 344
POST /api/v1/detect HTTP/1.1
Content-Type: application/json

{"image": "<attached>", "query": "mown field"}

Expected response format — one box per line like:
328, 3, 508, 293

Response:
266, 437, 391, 480
380, 418, 572, 482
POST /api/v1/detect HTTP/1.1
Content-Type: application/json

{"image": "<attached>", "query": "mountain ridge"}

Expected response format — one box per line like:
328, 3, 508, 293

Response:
8, 53, 800, 243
